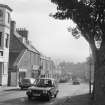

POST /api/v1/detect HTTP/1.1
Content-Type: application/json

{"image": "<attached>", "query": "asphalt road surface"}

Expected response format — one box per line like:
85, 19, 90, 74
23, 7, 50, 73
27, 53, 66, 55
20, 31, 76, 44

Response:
0, 83, 89, 105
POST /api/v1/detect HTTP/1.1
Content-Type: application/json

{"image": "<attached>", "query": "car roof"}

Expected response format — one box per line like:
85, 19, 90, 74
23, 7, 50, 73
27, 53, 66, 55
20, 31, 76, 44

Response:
22, 78, 35, 80
38, 78, 55, 81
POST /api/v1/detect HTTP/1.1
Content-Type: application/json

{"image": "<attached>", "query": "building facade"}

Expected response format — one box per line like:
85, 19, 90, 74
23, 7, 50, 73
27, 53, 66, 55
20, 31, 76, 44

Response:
0, 4, 55, 86
8, 21, 40, 86
40, 55, 55, 78
0, 4, 12, 86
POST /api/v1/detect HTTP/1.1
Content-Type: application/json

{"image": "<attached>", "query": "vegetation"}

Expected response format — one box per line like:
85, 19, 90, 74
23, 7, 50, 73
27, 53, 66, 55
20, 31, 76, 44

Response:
50, 0, 105, 105
58, 61, 94, 82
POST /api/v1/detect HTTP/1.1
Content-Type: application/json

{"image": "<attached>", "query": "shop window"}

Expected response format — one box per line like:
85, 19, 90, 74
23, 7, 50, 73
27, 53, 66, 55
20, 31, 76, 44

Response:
19, 72, 26, 81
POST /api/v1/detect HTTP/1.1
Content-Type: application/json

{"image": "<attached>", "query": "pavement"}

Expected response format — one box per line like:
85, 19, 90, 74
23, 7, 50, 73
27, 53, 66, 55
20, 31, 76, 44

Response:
0, 86, 19, 91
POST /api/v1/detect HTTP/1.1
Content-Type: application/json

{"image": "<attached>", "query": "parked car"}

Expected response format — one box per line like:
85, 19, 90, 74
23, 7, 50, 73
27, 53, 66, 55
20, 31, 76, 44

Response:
26, 78, 59, 101
19, 78, 36, 90
72, 80, 80, 85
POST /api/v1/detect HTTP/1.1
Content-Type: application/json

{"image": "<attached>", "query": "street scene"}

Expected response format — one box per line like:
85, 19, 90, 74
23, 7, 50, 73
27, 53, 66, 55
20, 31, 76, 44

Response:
1, 0, 105, 105
0, 83, 89, 105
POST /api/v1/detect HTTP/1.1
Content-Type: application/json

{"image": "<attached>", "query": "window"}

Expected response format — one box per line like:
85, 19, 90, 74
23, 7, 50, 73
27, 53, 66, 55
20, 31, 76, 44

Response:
3, 63, 8, 74
0, 32, 2, 47
7, 12, 10, 23
5, 34, 9, 48
0, 10, 3, 18
0, 51, 3, 56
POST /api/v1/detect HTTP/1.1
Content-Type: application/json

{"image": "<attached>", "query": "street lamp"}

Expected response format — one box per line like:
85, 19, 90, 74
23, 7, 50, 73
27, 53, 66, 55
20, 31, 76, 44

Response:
89, 58, 92, 95
89, 46, 92, 95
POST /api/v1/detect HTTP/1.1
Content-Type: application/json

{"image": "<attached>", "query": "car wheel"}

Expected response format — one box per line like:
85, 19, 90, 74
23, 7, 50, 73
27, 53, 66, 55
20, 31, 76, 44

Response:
28, 95, 32, 100
46, 93, 51, 101
21, 87, 23, 90
54, 91, 58, 98
54, 93, 57, 98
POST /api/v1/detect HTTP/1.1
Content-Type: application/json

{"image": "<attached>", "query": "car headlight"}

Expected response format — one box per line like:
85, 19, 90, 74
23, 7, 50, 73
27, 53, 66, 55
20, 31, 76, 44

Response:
27, 89, 31, 93
43, 90, 47, 94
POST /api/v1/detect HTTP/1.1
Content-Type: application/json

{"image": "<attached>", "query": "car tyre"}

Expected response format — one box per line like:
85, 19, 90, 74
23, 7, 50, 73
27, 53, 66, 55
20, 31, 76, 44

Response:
21, 87, 23, 90
54, 93, 57, 98
54, 91, 58, 98
28, 95, 32, 100
46, 93, 51, 101
54, 94, 57, 98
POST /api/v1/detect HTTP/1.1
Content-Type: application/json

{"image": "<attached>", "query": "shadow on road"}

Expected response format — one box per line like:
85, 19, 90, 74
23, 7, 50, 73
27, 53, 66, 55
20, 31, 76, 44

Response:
0, 96, 54, 105
0, 93, 90, 105
54, 93, 90, 105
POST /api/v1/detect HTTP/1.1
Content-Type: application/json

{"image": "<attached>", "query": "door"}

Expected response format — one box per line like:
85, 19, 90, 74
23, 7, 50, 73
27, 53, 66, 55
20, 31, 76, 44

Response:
11, 72, 17, 86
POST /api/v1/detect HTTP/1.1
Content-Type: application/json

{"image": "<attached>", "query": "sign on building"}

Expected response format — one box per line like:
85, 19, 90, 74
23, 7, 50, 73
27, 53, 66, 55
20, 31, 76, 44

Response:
32, 65, 39, 70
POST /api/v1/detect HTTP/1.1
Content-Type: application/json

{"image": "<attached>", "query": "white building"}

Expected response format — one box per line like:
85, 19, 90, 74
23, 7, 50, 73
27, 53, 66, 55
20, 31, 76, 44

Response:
0, 4, 12, 86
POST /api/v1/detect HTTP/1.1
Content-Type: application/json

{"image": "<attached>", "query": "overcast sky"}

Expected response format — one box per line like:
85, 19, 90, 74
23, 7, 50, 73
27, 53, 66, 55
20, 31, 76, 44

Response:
1, 0, 90, 63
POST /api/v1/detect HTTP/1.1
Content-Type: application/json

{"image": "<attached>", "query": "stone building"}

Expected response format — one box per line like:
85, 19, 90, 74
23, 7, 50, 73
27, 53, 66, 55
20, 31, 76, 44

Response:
8, 21, 40, 86
0, 4, 12, 86
40, 55, 55, 78
0, 4, 55, 86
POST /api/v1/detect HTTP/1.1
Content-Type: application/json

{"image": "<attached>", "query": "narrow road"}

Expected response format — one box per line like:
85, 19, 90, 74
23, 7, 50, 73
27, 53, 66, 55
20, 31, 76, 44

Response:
0, 83, 89, 105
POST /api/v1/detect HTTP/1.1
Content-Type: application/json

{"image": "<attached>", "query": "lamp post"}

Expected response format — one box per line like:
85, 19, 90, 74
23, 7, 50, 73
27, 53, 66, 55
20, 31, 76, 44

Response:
89, 46, 92, 95
89, 58, 92, 95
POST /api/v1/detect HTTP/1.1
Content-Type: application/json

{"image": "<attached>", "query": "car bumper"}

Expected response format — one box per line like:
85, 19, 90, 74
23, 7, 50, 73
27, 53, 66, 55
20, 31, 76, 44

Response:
26, 91, 48, 97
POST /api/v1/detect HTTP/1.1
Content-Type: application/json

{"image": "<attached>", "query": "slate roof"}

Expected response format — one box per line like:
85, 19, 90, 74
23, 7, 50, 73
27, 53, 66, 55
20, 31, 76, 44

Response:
0, 4, 12, 11
14, 31, 40, 54
9, 30, 40, 68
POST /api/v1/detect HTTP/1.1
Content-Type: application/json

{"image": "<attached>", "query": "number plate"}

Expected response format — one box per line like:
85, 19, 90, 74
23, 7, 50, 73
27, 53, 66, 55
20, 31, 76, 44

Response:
33, 94, 40, 96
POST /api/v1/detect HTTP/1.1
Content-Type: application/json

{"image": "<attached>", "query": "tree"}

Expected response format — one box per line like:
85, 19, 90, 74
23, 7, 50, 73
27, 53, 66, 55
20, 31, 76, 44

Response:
50, 0, 105, 105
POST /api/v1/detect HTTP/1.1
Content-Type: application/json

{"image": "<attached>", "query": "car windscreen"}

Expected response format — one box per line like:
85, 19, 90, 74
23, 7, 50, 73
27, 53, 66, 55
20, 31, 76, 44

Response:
21, 79, 30, 84
35, 79, 52, 87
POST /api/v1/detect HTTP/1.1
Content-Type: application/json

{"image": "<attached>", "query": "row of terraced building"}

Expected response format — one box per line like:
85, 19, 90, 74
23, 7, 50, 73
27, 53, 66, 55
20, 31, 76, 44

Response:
0, 4, 55, 86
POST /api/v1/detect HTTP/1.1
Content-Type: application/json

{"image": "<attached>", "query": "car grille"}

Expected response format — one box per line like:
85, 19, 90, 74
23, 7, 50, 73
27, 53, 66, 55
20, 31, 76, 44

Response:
32, 90, 43, 94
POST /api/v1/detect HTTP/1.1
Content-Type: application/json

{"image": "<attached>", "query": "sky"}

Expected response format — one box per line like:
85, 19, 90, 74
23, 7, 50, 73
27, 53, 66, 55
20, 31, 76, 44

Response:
1, 0, 90, 63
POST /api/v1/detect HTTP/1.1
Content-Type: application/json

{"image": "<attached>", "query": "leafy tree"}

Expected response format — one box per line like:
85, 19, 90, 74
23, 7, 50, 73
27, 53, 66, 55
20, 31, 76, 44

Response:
50, 0, 105, 105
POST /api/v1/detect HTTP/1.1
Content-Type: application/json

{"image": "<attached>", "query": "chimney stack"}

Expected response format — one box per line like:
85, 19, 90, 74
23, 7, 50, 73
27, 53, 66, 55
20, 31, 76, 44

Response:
16, 28, 28, 40
10, 21, 16, 34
